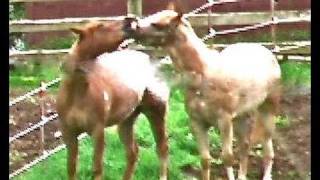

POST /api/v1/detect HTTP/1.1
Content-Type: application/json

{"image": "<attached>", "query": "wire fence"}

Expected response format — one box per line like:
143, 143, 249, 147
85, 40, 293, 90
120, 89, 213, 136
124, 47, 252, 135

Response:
9, 113, 58, 143
9, 0, 310, 178
202, 16, 310, 41
9, 77, 61, 107
185, 0, 239, 16
9, 133, 88, 179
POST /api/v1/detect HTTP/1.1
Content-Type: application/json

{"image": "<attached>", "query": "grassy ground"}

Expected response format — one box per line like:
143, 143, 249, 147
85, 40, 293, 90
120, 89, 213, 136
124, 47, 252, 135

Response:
10, 59, 310, 180
9, 60, 61, 92
280, 61, 311, 89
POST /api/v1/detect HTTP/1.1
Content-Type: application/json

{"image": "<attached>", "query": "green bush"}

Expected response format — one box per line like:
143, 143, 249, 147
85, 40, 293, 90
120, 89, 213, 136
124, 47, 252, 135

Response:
9, 3, 25, 20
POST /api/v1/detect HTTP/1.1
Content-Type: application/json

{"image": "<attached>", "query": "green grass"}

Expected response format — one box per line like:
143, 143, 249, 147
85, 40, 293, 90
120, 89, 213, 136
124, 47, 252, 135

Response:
10, 60, 61, 92
280, 61, 311, 89
275, 115, 290, 128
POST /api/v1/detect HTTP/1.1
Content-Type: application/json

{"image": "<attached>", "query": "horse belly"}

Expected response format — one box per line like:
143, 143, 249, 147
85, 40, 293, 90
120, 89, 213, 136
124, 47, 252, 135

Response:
192, 85, 267, 122
105, 87, 141, 126
235, 87, 268, 116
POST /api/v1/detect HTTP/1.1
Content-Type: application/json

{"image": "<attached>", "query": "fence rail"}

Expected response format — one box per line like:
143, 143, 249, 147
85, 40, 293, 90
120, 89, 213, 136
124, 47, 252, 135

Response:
9, 10, 310, 33
9, 41, 310, 61
10, 0, 65, 2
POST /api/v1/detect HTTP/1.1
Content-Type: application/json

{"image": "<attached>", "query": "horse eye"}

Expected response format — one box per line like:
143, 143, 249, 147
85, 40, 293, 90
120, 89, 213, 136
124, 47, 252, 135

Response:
151, 23, 166, 30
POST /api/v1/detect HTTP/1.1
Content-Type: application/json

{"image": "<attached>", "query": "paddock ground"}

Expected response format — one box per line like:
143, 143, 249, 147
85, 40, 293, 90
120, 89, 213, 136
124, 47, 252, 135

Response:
9, 83, 310, 180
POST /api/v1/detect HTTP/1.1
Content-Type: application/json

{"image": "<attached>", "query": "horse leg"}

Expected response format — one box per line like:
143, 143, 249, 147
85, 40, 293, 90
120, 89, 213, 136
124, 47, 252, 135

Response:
144, 101, 169, 180
91, 126, 105, 180
259, 91, 279, 180
190, 119, 211, 180
258, 113, 275, 180
218, 114, 235, 180
235, 115, 253, 180
63, 131, 79, 180
118, 110, 140, 180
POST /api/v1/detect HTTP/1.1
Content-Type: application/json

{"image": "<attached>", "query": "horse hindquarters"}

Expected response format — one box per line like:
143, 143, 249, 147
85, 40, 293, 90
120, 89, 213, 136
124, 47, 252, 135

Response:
236, 83, 281, 180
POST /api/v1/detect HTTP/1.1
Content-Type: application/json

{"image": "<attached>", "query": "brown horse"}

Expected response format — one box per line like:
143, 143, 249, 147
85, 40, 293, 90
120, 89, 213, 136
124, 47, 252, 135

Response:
128, 5, 281, 180
56, 19, 169, 180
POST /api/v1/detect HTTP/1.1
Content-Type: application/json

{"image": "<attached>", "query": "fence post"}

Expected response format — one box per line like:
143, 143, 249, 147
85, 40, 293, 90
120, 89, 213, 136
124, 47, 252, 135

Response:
270, 0, 279, 52
127, 0, 142, 16
38, 81, 46, 155
207, 0, 213, 32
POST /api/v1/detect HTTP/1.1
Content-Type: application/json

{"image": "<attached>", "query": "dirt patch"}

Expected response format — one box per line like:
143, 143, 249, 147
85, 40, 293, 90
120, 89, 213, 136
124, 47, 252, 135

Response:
9, 90, 63, 173
181, 87, 311, 180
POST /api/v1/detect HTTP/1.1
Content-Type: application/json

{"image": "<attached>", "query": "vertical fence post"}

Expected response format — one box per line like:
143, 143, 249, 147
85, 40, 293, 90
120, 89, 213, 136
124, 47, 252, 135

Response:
38, 81, 46, 155
127, 0, 142, 17
270, 0, 279, 52
207, 0, 213, 32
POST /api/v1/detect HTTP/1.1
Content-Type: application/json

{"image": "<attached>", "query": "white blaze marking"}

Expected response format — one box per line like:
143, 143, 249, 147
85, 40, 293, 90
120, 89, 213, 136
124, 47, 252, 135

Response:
103, 91, 109, 101
200, 101, 206, 107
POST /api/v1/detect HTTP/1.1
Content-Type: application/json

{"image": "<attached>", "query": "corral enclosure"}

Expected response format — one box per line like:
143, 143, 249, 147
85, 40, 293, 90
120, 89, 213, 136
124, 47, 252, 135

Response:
9, 0, 310, 179
20, 0, 310, 46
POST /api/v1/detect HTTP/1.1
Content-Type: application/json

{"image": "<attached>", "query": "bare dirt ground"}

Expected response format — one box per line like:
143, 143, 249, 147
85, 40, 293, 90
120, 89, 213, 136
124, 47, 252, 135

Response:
9, 90, 63, 173
9, 87, 310, 179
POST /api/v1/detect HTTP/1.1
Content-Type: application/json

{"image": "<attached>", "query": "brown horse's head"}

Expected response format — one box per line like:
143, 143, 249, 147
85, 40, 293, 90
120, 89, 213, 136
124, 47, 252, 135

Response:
70, 18, 137, 59
127, 2, 187, 46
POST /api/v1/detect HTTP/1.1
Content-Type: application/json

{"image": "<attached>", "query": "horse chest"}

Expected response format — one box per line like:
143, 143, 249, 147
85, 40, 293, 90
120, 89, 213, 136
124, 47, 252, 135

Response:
185, 82, 240, 123
64, 102, 95, 131
186, 91, 220, 123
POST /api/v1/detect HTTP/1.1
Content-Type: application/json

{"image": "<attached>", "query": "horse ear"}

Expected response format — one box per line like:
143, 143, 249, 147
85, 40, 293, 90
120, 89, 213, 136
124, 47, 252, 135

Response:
167, 0, 185, 14
167, 2, 176, 10
70, 27, 85, 40
171, 12, 183, 26
70, 27, 84, 35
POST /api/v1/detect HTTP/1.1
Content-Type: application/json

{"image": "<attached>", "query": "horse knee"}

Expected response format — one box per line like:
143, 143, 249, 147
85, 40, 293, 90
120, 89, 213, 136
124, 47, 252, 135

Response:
239, 139, 250, 155
201, 158, 211, 171
127, 142, 139, 163
222, 151, 234, 167
157, 140, 168, 156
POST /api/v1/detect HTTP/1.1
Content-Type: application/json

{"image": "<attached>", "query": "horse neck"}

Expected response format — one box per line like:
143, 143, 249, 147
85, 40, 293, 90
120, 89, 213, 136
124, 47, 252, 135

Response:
69, 42, 100, 61
64, 43, 98, 81
166, 25, 217, 76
